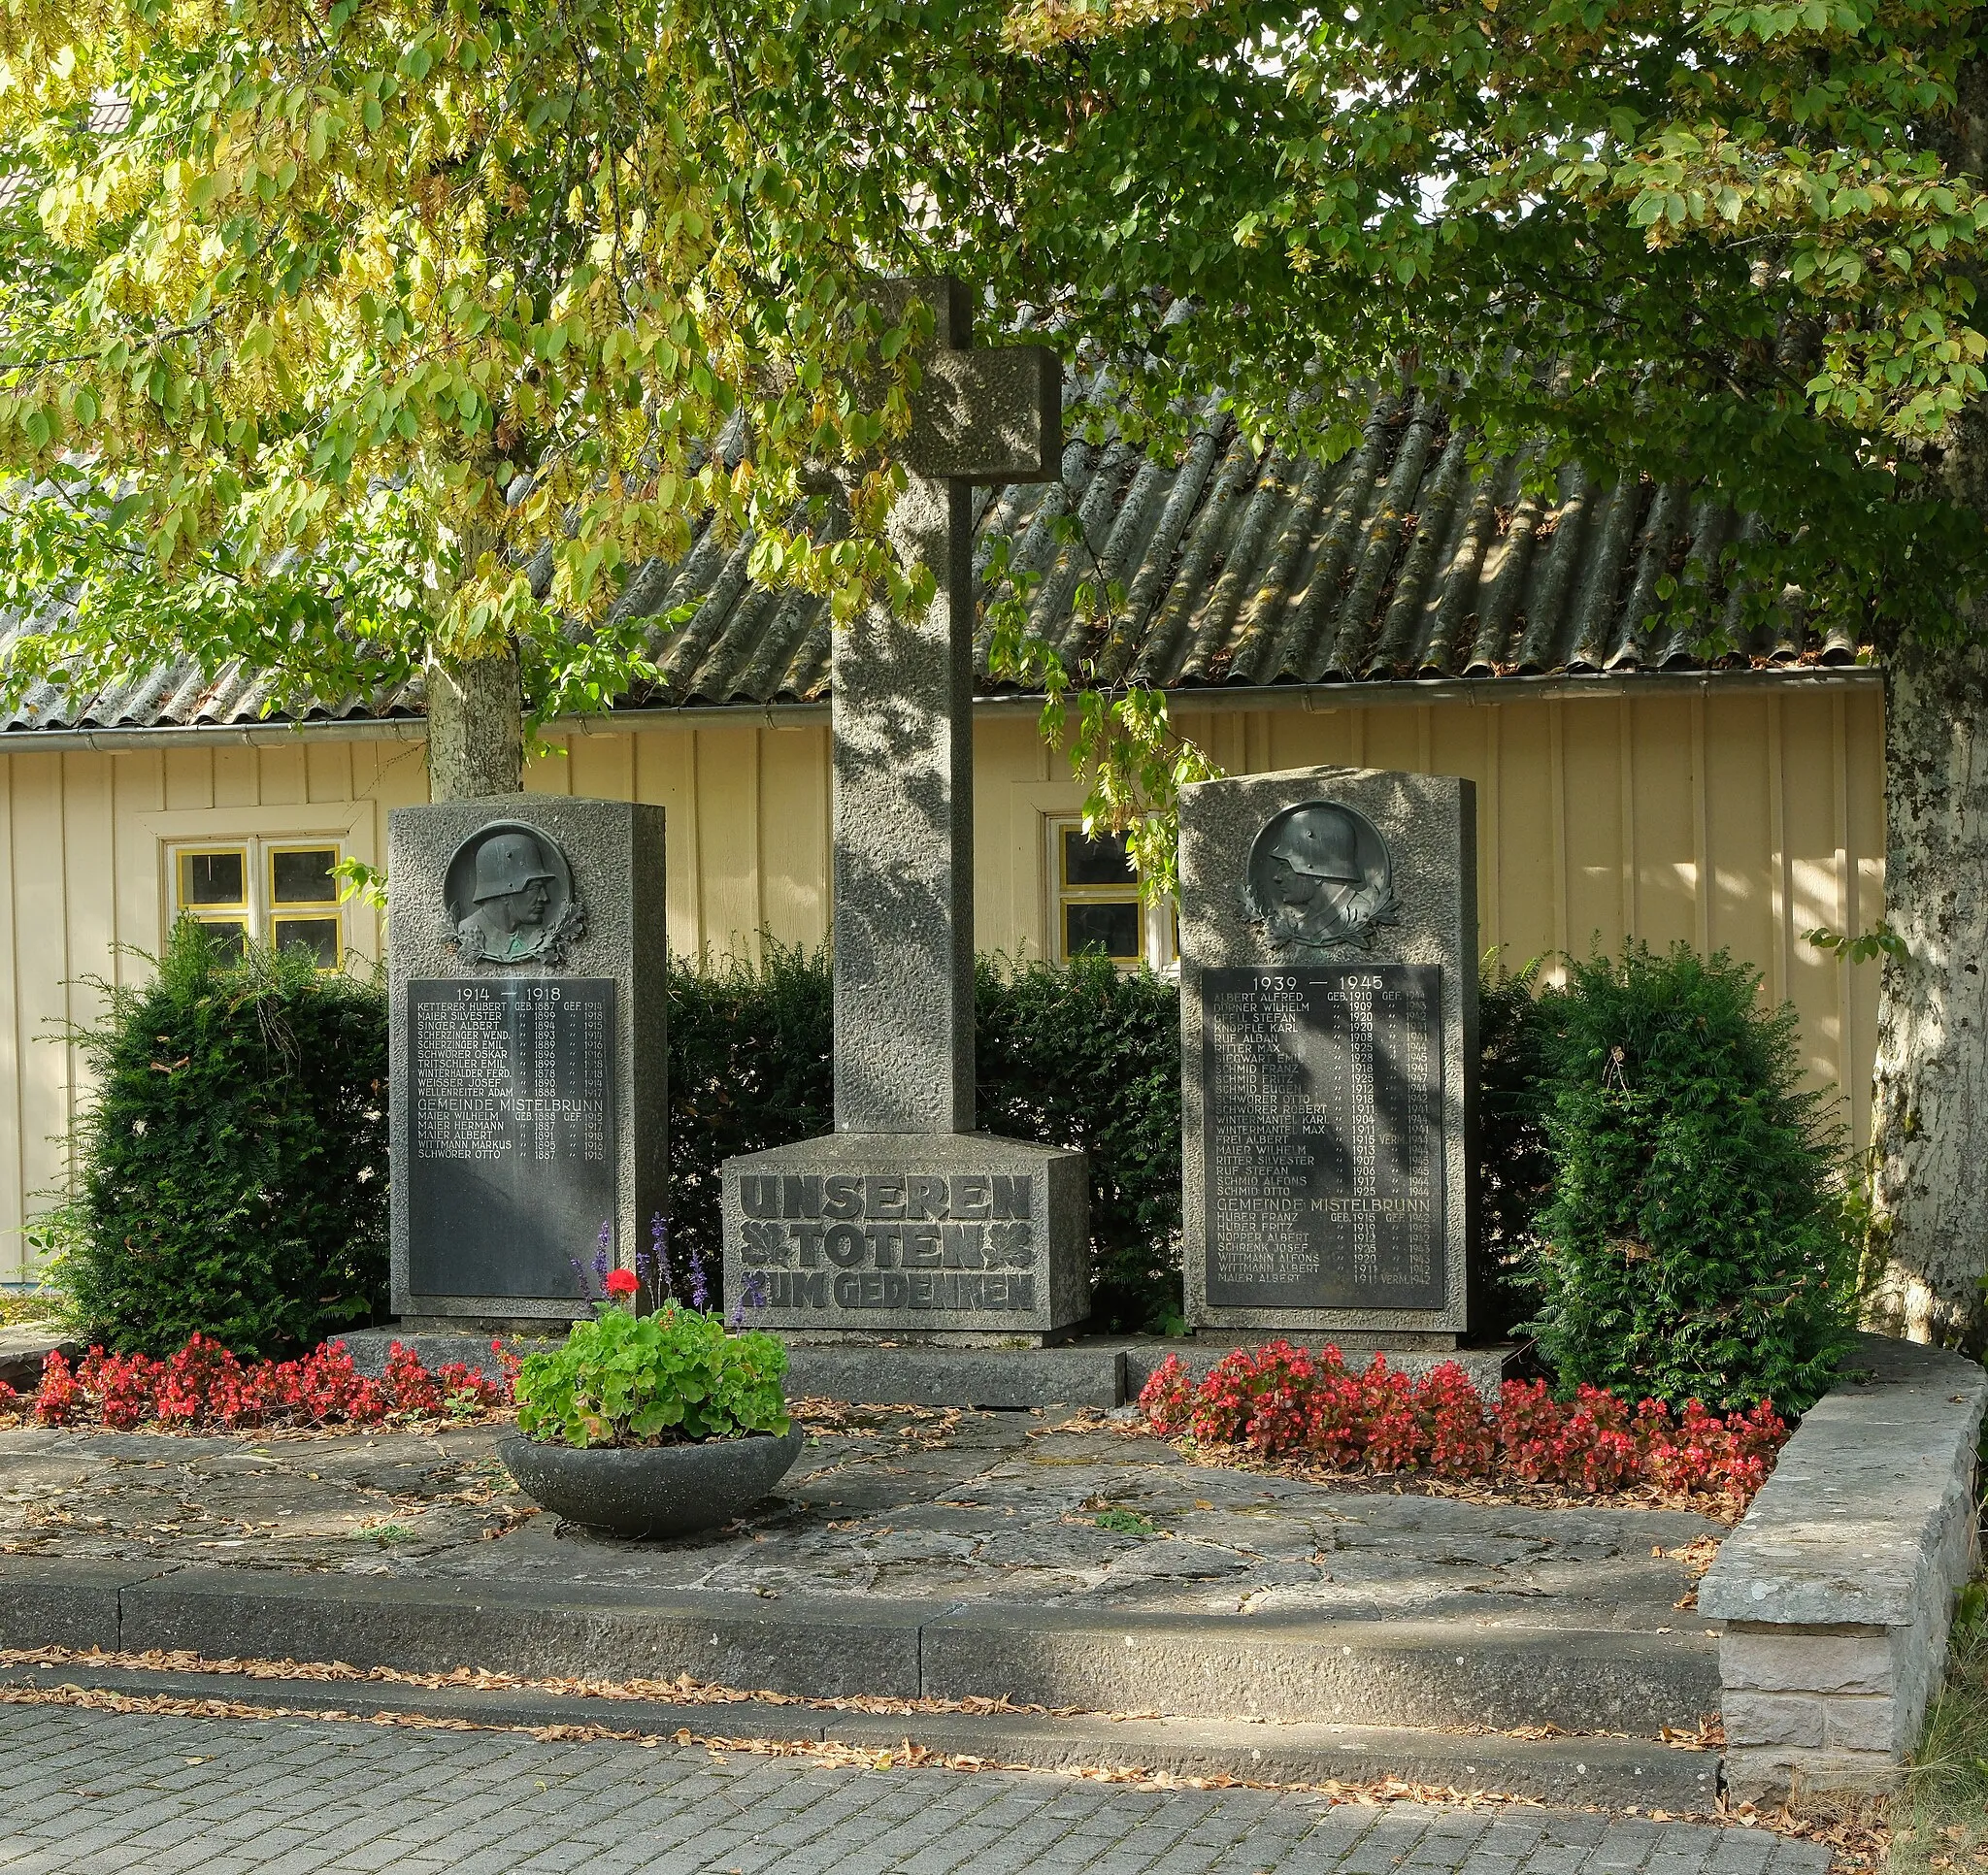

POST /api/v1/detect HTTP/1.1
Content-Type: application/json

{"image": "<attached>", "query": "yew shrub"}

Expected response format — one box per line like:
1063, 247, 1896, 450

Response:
49, 921, 389, 1359
1529, 944, 1857, 1415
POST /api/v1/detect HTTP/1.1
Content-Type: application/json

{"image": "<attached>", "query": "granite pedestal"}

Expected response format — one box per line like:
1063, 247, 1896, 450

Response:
1179, 767, 1478, 1341
388, 795, 667, 1324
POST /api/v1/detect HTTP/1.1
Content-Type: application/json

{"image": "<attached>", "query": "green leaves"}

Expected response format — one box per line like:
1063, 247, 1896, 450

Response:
513, 1305, 791, 1449
1525, 943, 1859, 1414
50, 920, 390, 1359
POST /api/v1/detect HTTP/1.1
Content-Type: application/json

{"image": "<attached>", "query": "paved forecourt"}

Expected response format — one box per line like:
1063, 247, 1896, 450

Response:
0, 1703, 1828, 1875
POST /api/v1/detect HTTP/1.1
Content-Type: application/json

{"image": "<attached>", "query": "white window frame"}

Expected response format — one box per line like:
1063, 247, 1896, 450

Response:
166, 836, 347, 969
1043, 814, 1177, 975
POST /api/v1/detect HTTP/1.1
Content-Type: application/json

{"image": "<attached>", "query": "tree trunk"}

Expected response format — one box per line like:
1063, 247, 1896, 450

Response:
1868, 625, 1988, 1349
424, 643, 524, 801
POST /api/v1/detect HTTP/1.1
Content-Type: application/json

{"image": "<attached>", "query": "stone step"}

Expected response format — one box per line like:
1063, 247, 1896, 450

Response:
338, 1328, 1520, 1410
0, 1562, 1719, 1742
0, 1659, 1719, 1810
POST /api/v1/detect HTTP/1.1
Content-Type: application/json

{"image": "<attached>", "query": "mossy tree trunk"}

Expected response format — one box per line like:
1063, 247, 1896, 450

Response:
423, 644, 524, 801
1869, 60, 1988, 1350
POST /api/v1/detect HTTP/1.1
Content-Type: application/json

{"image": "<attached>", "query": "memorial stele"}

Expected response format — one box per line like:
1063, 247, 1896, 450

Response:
1179, 766, 1478, 1343
720, 278, 1090, 1344
388, 796, 668, 1324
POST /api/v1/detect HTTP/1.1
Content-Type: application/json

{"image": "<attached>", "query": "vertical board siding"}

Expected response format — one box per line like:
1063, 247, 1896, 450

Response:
0, 687, 1888, 1277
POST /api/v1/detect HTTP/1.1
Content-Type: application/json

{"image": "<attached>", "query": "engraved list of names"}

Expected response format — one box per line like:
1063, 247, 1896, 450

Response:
1202, 965, 1445, 1310
406, 978, 615, 1299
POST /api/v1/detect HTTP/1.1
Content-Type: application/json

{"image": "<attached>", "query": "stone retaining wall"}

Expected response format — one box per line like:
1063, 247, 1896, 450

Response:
1701, 1332, 1987, 1800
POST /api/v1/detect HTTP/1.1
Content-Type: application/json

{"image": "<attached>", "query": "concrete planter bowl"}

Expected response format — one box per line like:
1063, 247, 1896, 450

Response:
498, 1426, 806, 1538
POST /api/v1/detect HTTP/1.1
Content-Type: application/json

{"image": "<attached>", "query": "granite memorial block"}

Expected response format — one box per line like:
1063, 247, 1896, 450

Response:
1179, 768, 1477, 1339
720, 276, 1091, 1344
389, 796, 667, 1324
724, 1135, 1089, 1337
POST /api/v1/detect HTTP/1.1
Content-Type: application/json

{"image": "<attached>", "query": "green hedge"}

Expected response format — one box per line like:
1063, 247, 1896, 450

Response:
667, 944, 1183, 1332
50, 920, 390, 1358
1523, 942, 1857, 1413
53, 925, 1852, 1400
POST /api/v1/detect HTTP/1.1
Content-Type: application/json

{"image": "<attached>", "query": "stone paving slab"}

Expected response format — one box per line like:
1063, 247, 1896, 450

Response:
0, 1704, 1819, 1875
0, 1407, 1726, 1739
0, 1407, 1721, 1627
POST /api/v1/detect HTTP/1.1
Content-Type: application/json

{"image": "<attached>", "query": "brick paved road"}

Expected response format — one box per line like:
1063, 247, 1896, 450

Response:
0, 1706, 1831, 1875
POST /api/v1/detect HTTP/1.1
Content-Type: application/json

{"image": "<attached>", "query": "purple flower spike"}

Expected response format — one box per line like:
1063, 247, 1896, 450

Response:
689, 1242, 709, 1312
650, 1212, 674, 1304
745, 1270, 769, 1312
569, 1255, 595, 1301
592, 1220, 612, 1286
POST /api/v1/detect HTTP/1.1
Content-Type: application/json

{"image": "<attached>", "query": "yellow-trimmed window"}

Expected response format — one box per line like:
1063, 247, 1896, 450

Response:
268, 845, 343, 969
168, 840, 345, 969
1045, 817, 1177, 973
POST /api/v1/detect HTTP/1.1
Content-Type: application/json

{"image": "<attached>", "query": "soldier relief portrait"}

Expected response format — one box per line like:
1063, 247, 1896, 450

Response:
1243, 800, 1400, 960
443, 822, 587, 966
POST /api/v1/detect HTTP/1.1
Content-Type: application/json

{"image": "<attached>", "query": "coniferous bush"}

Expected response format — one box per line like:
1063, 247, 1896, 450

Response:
1526, 942, 1856, 1414
49, 920, 389, 1358
665, 938, 837, 1287
976, 952, 1183, 1332
1475, 958, 1558, 1337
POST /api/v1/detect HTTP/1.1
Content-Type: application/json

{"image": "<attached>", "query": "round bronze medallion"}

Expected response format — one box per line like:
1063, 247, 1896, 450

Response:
1242, 800, 1398, 958
442, 821, 585, 966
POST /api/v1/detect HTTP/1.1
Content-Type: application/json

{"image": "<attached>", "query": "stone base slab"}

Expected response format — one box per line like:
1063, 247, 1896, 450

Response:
0, 1559, 1717, 1741
0, 1329, 74, 1391
339, 1329, 1519, 1409
721, 1132, 1090, 1338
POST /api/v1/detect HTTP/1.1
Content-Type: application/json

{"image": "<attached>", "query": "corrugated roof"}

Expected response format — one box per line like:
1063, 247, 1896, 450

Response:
0, 370, 1867, 735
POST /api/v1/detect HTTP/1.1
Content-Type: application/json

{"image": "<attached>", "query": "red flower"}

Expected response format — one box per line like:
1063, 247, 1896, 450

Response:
604, 1268, 641, 1299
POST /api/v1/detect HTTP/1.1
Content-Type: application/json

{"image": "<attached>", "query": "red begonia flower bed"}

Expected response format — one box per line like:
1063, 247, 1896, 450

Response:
0, 1334, 515, 1433
1137, 1343, 1789, 1506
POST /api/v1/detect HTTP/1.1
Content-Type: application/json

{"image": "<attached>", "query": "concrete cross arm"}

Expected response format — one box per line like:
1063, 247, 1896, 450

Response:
864, 275, 1062, 486
899, 344, 1062, 485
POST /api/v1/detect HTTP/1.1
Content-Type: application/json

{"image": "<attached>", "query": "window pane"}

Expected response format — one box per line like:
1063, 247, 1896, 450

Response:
273, 916, 341, 970
193, 917, 248, 962
272, 847, 339, 905
1062, 827, 1136, 887
179, 849, 246, 907
1065, 901, 1141, 961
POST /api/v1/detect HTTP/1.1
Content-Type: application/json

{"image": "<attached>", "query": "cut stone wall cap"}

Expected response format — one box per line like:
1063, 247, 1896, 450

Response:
1700, 1334, 1988, 1628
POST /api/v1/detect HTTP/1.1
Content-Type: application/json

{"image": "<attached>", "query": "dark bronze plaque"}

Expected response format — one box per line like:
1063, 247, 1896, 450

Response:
407, 978, 614, 1298
1203, 964, 1444, 1310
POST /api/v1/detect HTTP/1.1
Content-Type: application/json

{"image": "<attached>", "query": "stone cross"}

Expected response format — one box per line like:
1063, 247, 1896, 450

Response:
832, 277, 1062, 1135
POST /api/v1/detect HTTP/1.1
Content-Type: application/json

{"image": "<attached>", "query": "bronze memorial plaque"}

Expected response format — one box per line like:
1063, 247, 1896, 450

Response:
1202, 963, 1445, 1311
407, 977, 615, 1298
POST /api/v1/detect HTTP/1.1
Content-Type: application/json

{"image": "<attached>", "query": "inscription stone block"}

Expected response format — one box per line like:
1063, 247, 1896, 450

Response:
389, 796, 666, 1323
1180, 767, 1477, 1337
723, 1134, 1088, 1341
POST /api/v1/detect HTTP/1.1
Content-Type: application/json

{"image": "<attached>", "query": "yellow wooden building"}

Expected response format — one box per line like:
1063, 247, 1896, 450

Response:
0, 388, 1887, 1280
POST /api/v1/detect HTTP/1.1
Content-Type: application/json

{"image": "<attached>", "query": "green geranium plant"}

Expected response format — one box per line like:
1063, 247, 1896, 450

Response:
513, 1276, 790, 1451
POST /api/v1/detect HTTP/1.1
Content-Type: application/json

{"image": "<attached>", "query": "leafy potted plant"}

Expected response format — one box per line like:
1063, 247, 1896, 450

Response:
500, 1266, 802, 1538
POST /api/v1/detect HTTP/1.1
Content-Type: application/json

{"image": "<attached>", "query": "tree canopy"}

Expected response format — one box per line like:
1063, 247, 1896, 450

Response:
1, 0, 1986, 785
